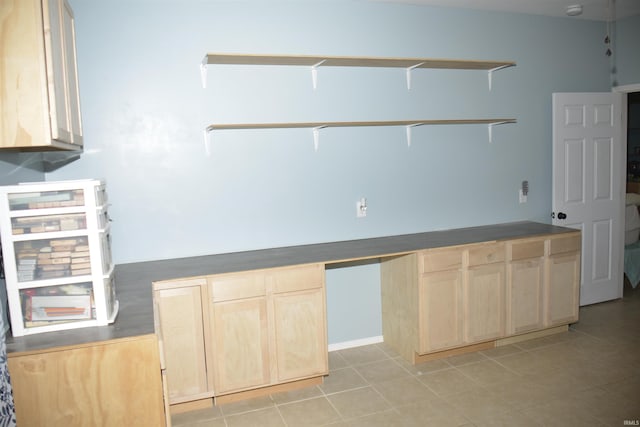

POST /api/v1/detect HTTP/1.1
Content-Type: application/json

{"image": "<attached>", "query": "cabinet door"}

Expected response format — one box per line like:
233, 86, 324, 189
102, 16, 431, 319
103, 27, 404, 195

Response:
418, 269, 464, 353
270, 264, 328, 382
508, 258, 544, 334
272, 287, 327, 382
464, 263, 506, 343
154, 284, 208, 402
211, 297, 271, 394
545, 252, 580, 326
0, 0, 81, 149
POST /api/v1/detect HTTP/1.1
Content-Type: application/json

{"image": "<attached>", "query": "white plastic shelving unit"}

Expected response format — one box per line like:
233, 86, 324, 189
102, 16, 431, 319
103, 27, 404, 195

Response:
0, 179, 118, 336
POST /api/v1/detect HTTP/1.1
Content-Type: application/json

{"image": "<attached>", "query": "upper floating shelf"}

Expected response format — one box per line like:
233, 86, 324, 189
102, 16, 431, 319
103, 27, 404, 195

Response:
201, 53, 516, 89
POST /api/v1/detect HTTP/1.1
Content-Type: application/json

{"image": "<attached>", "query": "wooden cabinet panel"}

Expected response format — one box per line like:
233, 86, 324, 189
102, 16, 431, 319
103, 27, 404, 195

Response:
211, 297, 271, 394
507, 257, 544, 334
511, 239, 545, 261
269, 264, 323, 293
468, 243, 505, 266
419, 269, 463, 352
154, 282, 208, 402
0, 0, 82, 150
545, 251, 580, 326
210, 272, 265, 302
464, 263, 506, 343
208, 263, 327, 395
273, 288, 327, 382
8, 336, 165, 427
420, 248, 463, 273
549, 234, 580, 255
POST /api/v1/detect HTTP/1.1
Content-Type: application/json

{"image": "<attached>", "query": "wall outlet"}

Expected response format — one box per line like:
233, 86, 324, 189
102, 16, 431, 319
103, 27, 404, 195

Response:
356, 197, 367, 218
519, 189, 527, 203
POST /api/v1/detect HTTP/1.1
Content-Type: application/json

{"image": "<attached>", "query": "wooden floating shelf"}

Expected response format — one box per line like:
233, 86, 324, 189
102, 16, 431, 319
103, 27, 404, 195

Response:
201, 53, 515, 89
206, 119, 516, 131
202, 53, 515, 71
204, 119, 516, 151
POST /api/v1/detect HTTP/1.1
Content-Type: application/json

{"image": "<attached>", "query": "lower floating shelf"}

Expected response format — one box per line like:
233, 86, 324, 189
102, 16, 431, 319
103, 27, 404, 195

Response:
205, 118, 516, 150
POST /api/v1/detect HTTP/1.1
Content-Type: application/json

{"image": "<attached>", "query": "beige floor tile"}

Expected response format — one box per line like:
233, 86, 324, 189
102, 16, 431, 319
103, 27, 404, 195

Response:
396, 398, 471, 426
481, 378, 556, 410
494, 349, 565, 376
328, 350, 350, 370
418, 367, 481, 397
445, 351, 489, 366
218, 395, 274, 416
171, 405, 224, 426
337, 345, 390, 366
225, 407, 286, 427
480, 344, 523, 359
455, 359, 522, 386
343, 409, 407, 427
401, 357, 452, 375
519, 399, 605, 427
563, 386, 640, 425
277, 396, 341, 426
442, 388, 514, 422
326, 386, 391, 419
270, 384, 324, 404
372, 375, 438, 406
321, 367, 368, 395
354, 358, 410, 383
472, 409, 542, 427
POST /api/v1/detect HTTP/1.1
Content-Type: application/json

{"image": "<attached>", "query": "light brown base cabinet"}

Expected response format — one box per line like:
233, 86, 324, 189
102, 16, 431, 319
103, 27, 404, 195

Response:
7, 335, 166, 427
381, 232, 580, 363
153, 226, 580, 411
153, 263, 328, 408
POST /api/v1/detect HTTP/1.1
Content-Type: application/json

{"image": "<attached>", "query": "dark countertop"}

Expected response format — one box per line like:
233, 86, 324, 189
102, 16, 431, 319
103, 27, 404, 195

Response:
6, 221, 576, 354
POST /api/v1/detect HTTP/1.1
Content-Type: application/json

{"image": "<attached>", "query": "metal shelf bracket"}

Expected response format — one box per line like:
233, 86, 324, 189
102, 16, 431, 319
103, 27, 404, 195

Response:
200, 61, 208, 89
312, 125, 327, 151
311, 60, 327, 90
405, 63, 424, 90
487, 120, 510, 143
487, 64, 511, 91
405, 123, 422, 147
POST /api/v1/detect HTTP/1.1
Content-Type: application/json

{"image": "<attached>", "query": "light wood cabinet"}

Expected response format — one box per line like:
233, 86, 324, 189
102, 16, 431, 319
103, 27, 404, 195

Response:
209, 264, 328, 395
153, 263, 328, 405
506, 238, 545, 335
464, 243, 506, 343
545, 234, 581, 327
419, 269, 464, 352
8, 335, 165, 427
209, 273, 271, 394
0, 0, 82, 150
153, 278, 209, 403
382, 232, 580, 363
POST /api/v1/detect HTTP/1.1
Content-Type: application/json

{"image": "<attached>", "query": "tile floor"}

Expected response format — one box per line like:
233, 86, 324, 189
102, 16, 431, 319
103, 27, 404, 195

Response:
172, 286, 640, 426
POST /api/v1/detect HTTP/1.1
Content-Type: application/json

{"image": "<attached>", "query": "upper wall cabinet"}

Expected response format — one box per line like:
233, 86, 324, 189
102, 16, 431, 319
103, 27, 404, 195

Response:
0, 0, 83, 151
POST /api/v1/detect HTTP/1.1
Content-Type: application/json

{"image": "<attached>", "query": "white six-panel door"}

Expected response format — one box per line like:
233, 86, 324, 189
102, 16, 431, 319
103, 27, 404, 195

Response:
552, 92, 624, 306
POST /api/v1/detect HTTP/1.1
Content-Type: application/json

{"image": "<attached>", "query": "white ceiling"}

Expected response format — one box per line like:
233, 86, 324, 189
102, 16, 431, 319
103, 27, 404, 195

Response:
370, 0, 640, 21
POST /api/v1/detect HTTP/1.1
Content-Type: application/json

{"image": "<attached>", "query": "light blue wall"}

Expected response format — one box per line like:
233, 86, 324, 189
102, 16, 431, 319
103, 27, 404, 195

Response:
35, 0, 634, 344
615, 14, 640, 87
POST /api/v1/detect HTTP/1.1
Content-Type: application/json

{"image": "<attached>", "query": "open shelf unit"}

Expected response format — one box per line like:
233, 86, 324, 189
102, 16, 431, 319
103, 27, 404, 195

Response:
201, 53, 516, 150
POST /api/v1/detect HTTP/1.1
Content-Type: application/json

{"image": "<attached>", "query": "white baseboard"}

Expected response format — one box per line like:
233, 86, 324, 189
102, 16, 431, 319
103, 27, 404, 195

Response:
328, 335, 383, 352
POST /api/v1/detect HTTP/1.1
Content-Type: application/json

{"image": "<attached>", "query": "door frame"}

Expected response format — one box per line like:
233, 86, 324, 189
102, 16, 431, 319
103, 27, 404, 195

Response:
614, 83, 640, 293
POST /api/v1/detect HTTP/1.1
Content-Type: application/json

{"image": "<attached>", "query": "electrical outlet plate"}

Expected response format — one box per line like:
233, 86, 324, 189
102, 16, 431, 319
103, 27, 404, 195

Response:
519, 189, 527, 203
356, 198, 367, 217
